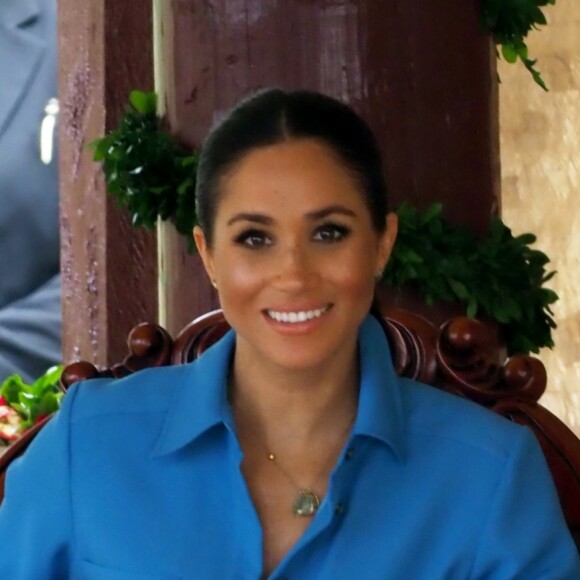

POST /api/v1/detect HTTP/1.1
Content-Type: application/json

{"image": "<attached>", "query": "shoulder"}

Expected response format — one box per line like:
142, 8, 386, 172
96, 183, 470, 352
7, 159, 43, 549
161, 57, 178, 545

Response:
70, 363, 196, 421
69, 329, 233, 422
358, 315, 529, 463
399, 377, 528, 462
59, 332, 234, 460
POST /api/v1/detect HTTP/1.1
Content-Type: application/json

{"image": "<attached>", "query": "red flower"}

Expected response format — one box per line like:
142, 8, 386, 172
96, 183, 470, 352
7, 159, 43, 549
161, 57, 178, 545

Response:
34, 414, 50, 425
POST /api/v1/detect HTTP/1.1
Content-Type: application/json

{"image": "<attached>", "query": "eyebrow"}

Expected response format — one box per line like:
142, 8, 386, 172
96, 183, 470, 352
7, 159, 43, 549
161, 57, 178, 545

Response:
227, 213, 274, 226
226, 204, 357, 226
306, 205, 357, 220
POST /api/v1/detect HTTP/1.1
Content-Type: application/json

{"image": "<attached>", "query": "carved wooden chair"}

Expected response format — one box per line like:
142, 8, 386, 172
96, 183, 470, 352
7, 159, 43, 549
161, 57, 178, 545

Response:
1, 307, 579, 549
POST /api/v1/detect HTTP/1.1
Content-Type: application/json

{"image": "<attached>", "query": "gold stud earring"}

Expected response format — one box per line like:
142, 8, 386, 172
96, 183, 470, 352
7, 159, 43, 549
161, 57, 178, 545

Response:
211, 280, 217, 289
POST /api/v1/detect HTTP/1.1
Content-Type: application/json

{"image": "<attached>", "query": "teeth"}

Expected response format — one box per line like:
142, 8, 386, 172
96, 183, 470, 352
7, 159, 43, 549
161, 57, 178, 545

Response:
267, 305, 330, 323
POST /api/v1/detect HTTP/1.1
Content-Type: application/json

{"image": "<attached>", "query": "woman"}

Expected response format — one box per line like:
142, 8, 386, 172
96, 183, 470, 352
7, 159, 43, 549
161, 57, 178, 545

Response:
0, 89, 578, 579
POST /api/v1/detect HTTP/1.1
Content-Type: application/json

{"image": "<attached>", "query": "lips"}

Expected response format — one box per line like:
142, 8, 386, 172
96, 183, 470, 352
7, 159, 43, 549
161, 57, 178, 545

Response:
265, 304, 332, 324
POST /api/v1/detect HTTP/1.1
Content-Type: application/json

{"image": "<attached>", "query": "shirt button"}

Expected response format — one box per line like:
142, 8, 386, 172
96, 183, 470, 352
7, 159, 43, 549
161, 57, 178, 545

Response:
345, 447, 355, 460
334, 502, 346, 516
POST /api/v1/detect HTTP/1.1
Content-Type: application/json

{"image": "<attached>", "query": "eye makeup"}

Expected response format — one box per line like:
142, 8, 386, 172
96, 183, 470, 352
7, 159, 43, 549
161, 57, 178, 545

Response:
233, 228, 272, 248
313, 221, 352, 243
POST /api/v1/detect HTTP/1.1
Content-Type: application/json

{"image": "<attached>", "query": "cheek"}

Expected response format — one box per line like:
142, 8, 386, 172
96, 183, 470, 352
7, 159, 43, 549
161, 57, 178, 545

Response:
214, 253, 267, 301
325, 246, 378, 297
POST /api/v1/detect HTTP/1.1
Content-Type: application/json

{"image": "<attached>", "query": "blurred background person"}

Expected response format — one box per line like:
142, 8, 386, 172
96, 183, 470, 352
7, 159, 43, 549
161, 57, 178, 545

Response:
0, 0, 60, 383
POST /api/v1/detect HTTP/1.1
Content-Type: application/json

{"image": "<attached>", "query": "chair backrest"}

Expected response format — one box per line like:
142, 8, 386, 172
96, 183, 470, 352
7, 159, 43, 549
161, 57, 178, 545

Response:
1, 307, 579, 548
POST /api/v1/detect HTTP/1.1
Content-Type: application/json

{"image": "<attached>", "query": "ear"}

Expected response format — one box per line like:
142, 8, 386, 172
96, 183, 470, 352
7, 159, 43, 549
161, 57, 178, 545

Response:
193, 226, 216, 284
375, 212, 398, 275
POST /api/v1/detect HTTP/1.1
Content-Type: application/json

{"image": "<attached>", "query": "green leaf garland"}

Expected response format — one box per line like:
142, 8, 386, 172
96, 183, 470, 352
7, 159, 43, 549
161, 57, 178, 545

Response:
92, 92, 558, 355
384, 203, 557, 355
482, 0, 556, 90
90, 90, 199, 251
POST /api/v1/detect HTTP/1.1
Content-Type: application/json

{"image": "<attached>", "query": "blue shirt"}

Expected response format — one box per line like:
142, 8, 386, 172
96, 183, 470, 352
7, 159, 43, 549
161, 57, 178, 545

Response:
0, 316, 578, 579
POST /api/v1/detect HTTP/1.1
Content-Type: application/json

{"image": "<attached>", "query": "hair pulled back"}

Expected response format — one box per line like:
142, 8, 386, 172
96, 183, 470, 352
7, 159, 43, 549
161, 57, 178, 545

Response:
195, 89, 389, 245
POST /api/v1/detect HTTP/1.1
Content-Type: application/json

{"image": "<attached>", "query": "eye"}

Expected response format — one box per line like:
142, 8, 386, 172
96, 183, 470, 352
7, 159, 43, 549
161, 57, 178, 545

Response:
313, 222, 351, 243
233, 228, 273, 248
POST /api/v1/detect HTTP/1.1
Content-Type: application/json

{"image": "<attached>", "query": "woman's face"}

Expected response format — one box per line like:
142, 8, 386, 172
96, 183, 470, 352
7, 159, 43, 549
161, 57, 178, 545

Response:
194, 139, 397, 373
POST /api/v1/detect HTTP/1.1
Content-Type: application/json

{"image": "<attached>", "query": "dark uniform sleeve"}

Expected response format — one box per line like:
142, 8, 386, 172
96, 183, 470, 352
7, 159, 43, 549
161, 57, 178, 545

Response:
0, 274, 62, 383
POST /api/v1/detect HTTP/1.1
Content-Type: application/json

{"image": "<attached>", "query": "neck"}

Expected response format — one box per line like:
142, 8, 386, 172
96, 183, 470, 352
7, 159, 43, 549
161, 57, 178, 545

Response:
229, 339, 359, 450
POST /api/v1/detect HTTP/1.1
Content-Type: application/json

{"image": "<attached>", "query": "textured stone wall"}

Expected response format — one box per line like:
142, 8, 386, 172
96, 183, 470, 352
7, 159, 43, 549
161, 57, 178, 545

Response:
499, 0, 580, 434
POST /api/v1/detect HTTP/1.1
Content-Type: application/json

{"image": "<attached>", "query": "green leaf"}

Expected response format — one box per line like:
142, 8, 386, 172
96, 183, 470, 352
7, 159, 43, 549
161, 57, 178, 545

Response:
515, 233, 536, 246
542, 271, 556, 283
37, 392, 62, 417
402, 249, 424, 264
129, 90, 157, 115
524, 57, 549, 91
532, 7, 547, 25
419, 203, 443, 225
32, 365, 63, 392
466, 296, 478, 319
448, 279, 470, 300
516, 43, 529, 60
0, 374, 26, 405
485, 0, 552, 90
541, 288, 559, 303
89, 138, 111, 161
0, 365, 63, 425
181, 155, 198, 167
501, 44, 519, 64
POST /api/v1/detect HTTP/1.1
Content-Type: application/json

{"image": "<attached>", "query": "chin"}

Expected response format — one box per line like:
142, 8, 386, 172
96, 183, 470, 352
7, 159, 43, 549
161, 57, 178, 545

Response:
258, 336, 356, 374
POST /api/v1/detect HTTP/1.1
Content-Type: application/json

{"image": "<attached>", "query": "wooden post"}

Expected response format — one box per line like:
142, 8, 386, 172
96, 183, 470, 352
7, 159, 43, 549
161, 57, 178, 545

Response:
59, 0, 157, 366
59, 0, 500, 358
154, 0, 221, 335
153, 0, 499, 331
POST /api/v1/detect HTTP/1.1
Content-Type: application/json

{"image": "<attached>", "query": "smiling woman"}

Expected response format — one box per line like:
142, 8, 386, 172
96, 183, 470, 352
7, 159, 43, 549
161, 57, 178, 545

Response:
194, 139, 396, 376
0, 89, 578, 579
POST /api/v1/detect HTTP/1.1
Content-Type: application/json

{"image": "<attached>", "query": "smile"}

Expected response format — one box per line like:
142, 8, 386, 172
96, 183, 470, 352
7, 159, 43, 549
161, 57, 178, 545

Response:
266, 304, 331, 324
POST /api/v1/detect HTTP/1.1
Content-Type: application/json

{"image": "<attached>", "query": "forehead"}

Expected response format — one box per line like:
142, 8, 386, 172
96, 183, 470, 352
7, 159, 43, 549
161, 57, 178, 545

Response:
216, 139, 367, 216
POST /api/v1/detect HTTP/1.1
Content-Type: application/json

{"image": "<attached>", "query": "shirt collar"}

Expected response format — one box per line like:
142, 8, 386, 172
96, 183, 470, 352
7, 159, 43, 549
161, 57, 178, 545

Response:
353, 316, 406, 461
151, 315, 406, 461
150, 330, 235, 458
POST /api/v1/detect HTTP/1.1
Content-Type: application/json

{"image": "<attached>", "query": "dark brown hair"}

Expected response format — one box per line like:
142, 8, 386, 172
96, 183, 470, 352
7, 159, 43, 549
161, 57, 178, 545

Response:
195, 88, 389, 246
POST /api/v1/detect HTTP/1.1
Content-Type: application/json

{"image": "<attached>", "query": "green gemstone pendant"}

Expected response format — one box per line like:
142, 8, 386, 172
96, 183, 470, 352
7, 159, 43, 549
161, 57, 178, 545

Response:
292, 489, 320, 517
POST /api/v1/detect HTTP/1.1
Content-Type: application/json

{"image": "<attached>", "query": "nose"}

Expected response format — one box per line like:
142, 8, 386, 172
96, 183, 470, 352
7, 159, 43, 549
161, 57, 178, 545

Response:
272, 243, 318, 292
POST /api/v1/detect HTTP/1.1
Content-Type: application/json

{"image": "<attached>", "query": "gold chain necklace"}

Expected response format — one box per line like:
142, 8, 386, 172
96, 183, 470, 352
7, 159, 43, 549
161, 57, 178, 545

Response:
265, 414, 356, 518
